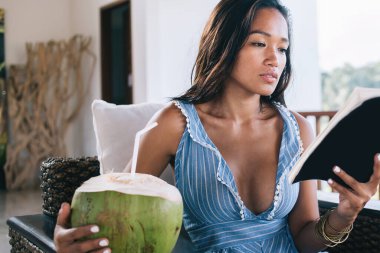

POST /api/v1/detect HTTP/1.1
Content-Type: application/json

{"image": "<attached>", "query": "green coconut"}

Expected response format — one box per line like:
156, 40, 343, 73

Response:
70, 172, 183, 253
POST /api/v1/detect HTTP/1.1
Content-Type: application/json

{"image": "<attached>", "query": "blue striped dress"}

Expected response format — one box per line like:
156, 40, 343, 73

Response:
173, 100, 303, 253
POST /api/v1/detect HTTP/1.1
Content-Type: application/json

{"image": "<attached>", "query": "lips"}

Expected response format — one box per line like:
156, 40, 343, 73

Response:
259, 71, 278, 83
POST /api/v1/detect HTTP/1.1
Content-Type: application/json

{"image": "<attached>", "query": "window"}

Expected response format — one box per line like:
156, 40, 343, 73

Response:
317, 0, 380, 110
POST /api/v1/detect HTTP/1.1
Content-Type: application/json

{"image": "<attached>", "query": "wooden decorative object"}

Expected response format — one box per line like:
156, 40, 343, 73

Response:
4, 35, 96, 190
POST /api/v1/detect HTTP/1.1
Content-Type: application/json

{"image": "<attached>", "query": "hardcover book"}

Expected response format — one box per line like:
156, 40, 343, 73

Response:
289, 87, 380, 187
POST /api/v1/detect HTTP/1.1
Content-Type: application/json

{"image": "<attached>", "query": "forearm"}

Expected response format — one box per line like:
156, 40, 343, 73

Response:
293, 219, 327, 253
293, 209, 355, 253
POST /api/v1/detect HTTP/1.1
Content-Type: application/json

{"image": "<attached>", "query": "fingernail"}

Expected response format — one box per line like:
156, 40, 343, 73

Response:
103, 249, 111, 253
59, 203, 64, 214
99, 239, 109, 247
377, 153, 380, 161
90, 226, 99, 233
328, 178, 333, 185
333, 166, 341, 173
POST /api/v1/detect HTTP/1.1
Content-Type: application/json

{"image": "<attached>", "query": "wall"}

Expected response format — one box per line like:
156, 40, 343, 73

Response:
0, 0, 71, 64
284, 0, 321, 110
67, 0, 115, 156
144, 0, 220, 102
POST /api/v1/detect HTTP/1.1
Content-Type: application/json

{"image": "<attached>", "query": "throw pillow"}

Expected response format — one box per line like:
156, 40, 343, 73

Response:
91, 100, 174, 184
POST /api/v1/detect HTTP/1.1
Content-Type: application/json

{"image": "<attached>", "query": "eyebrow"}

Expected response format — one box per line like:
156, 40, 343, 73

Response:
249, 30, 289, 43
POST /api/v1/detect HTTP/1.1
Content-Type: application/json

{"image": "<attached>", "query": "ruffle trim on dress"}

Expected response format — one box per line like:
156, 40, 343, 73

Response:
265, 102, 304, 220
267, 170, 287, 220
273, 101, 304, 157
173, 100, 246, 220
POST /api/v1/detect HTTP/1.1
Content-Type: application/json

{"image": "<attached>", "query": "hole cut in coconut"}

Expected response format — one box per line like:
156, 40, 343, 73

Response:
76, 173, 182, 203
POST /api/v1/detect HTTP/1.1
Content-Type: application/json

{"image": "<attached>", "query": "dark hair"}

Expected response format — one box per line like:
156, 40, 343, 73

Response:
173, 0, 292, 106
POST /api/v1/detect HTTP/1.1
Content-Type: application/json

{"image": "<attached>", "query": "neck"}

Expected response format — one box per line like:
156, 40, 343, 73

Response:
201, 92, 273, 124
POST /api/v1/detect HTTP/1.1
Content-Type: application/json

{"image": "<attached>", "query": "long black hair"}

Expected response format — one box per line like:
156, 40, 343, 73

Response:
173, 0, 292, 106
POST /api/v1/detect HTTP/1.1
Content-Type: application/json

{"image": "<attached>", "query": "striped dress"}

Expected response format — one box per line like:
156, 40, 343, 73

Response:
173, 100, 303, 253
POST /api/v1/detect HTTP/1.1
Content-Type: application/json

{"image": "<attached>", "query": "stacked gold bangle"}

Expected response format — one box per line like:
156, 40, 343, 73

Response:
314, 209, 353, 247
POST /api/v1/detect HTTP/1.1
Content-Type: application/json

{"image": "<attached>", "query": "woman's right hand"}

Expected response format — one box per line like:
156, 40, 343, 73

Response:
54, 202, 111, 253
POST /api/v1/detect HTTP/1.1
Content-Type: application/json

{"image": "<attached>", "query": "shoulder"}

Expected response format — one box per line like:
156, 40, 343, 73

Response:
290, 110, 315, 149
153, 102, 187, 130
129, 102, 187, 175
145, 102, 187, 154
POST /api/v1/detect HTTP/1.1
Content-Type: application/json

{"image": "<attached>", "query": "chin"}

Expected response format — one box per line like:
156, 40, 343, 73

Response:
258, 87, 276, 97
263, 83, 278, 96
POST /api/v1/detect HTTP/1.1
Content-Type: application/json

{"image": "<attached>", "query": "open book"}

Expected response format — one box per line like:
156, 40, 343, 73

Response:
289, 87, 380, 186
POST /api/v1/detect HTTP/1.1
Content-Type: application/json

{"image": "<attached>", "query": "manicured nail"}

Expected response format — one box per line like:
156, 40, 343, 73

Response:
103, 249, 111, 253
59, 203, 64, 214
333, 166, 341, 173
99, 239, 109, 247
90, 226, 99, 233
328, 178, 333, 185
377, 153, 380, 161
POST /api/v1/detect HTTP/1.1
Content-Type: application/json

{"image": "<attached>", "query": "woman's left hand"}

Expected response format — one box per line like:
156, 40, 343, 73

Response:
328, 153, 380, 223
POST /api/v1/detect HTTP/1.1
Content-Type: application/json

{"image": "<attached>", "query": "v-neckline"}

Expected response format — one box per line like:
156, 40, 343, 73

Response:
190, 103, 287, 217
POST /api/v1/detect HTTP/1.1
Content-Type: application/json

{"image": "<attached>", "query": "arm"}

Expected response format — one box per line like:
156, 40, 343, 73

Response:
124, 102, 186, 175
54, 103, 185, 252
289, 112, 380, 253
288, 111, 322, 252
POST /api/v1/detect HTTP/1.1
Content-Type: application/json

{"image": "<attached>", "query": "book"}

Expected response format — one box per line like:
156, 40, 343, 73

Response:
289, 87, 380, 187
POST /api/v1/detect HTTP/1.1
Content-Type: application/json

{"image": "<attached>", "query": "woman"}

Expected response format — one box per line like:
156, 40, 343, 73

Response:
54, 0, 380, 252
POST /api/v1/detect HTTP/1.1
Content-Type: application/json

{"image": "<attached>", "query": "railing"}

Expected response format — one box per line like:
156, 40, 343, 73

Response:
298, 111, 380, 200
298, 111, 337, 135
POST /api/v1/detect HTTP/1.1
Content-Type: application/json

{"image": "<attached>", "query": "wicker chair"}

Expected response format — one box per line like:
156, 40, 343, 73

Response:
6, 157, 380, 253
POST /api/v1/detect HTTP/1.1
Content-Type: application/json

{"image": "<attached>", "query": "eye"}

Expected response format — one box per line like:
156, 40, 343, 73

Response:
278, 48, 288, 54
251, 42, 266, 47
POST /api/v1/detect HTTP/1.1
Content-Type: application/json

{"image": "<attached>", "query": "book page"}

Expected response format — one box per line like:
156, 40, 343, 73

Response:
334, 87, 380, 123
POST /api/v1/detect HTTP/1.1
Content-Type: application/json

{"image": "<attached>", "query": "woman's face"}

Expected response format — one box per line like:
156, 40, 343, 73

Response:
227, 8, 289, 97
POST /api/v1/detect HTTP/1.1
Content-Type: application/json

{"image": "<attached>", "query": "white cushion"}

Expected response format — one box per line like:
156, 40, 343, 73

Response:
91, 100, 175, 184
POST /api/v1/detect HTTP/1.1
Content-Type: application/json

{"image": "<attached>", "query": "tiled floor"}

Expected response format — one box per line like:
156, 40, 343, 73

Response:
0, 188, 42, 252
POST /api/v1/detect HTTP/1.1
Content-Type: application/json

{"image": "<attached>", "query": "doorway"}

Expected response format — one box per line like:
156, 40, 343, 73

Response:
100, 0, 132, 105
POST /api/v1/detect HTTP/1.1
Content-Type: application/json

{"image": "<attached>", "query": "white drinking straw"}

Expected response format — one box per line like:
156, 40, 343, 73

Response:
130, 122, 158, 178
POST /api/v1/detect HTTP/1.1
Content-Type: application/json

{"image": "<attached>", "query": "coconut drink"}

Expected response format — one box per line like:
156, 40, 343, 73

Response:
70, 173, 183, 253
70, 122, 183, 252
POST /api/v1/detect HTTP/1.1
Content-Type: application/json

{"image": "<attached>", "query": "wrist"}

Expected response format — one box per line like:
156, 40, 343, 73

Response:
328, 209, 355, 230
314, 209, 354, 247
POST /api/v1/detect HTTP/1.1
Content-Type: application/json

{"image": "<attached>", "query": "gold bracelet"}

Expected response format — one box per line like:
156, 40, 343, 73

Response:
325, 214, 353, 234
315, 209, 353, 247
314, 209, 353, 247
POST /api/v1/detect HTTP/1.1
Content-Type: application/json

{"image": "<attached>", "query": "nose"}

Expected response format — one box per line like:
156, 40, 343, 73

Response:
264, 47, 279, 67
